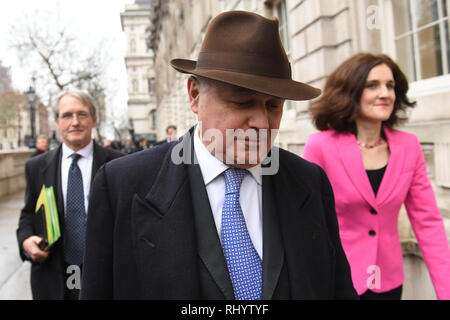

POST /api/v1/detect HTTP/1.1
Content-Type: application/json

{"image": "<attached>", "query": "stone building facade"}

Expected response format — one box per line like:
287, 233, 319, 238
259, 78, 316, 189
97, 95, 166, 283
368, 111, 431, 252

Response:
121, 0, 157, 143
148, 0, 450, 299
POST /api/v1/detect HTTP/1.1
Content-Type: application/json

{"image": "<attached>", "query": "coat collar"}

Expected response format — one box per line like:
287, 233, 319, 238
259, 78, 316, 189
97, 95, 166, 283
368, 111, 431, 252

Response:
337, 127, 404, 209
143, 131, 192, 215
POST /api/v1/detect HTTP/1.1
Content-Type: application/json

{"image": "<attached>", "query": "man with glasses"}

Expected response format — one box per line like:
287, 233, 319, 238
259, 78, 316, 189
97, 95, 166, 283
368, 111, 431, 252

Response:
17, 90, 123, 300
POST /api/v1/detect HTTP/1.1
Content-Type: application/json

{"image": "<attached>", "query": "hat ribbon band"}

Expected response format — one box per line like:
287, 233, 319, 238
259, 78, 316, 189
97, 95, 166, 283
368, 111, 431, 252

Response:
196, 51, 291, 79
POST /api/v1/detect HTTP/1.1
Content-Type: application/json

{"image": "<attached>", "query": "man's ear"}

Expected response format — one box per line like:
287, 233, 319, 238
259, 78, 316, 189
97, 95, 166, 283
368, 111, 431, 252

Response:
187, 76, 200, 114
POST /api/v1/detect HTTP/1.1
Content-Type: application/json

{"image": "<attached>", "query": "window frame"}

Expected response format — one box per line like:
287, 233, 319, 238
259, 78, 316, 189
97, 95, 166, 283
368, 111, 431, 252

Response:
385, 0, 450, 92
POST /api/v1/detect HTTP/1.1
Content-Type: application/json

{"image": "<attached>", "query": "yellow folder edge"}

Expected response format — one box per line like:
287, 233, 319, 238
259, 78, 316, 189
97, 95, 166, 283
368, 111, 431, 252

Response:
47, 186, 61, 242
35, 185, 53, 244
35, 185, 61, 249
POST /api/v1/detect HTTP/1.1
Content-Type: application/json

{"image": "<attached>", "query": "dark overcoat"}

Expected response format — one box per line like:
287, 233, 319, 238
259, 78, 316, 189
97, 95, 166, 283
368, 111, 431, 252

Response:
80, 129, 357, 299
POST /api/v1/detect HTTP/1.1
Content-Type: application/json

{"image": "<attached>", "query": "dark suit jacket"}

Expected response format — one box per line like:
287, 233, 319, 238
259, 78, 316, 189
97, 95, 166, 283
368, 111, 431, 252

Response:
154, 138, 169, 146
16, 142, 123, 300
80, 129, 357, 300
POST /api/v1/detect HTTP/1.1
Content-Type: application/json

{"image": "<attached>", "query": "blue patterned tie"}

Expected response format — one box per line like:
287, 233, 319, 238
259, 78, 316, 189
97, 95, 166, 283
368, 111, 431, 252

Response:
64, 153, 86, 266
221, 167, 262, 300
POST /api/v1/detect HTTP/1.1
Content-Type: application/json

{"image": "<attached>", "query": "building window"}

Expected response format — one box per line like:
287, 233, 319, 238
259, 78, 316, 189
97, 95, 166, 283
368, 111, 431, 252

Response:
270, 0, 293, 110
393, 0, 450, 82
276, 0, 290, 56
150, 109, 156, 130
132, 79, 138, 93
148, 77, 156, 93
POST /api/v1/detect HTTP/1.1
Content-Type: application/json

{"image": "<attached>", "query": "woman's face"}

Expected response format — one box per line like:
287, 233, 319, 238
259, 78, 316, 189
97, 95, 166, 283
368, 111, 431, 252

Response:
358, 63, 396, 124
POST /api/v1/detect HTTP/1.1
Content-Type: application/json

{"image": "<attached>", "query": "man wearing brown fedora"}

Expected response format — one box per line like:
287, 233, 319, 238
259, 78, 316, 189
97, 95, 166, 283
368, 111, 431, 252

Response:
81, 11, 357, 300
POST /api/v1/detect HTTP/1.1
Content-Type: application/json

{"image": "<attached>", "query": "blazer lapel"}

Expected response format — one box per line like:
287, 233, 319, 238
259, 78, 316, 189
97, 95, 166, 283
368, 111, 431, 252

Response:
261, 174, 284, 300
338, 133, 377, 209
376, 127, 405, 206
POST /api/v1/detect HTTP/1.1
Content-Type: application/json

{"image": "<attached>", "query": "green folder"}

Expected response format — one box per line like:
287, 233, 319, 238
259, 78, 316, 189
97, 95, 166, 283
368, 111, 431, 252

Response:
34, 185, 61, 251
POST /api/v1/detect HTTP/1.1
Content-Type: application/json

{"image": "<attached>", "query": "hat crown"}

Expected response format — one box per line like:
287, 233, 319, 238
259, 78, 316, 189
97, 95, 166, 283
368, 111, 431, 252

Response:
170, 11, 321, 100
196, 11, 291, 79
201, 11, 286, 57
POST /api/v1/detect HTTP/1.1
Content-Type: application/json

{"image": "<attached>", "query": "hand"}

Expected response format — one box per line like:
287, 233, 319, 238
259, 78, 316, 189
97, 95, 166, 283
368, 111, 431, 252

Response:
23, 236, 49, 262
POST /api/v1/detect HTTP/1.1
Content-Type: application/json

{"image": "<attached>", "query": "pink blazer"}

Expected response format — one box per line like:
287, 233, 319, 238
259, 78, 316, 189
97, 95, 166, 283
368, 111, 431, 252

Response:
303, 127, 450, 299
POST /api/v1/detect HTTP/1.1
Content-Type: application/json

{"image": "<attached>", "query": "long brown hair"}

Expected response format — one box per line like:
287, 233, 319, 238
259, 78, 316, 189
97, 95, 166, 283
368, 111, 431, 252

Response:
309, 53, 416, 134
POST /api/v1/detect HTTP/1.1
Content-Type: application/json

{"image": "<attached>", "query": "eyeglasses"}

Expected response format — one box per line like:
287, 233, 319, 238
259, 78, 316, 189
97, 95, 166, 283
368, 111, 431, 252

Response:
58, 111, 91, 122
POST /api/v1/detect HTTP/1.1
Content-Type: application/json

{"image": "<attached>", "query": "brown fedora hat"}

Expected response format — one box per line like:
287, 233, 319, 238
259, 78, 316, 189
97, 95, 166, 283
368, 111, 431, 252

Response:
170, 10, 321, 101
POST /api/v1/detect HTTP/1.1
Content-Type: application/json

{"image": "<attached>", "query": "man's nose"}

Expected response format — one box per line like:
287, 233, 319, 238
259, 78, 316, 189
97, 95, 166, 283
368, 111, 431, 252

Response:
71, 115, 80, 125
249, 104, 270, 129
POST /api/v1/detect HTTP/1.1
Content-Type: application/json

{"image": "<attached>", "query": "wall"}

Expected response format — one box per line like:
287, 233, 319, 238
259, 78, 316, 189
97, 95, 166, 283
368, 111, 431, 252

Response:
0, 150, 33, 198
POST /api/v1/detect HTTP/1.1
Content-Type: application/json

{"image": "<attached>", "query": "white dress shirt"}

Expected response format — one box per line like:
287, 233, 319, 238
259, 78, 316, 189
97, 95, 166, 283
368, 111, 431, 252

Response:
193, 125, 263, 258
61, 141, 94, 215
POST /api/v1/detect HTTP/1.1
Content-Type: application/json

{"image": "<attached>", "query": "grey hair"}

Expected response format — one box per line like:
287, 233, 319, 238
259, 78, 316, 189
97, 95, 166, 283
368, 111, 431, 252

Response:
54, 89, 97, 119
36, 134, 48, 141
190, 75, 213, 93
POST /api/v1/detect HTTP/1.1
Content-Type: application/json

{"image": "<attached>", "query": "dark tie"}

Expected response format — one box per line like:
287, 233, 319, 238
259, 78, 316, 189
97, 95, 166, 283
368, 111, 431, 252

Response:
221, 167, 262, 300
64, 153, 86, 266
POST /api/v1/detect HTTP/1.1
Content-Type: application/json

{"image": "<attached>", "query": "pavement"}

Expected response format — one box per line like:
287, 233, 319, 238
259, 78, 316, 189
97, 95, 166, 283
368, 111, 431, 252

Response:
0, 191, 32, 300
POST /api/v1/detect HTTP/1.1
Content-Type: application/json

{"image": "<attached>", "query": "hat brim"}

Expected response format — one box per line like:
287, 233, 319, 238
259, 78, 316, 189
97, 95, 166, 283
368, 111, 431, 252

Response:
170, 59, 321, 101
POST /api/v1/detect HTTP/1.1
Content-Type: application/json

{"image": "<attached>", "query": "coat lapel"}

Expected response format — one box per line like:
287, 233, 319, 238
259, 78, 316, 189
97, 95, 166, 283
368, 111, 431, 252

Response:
185, 130, 235, 299
261, 174, 284, 300
270, 153, 315, 298
187, 162, 235, 299
338, 133, 377, 209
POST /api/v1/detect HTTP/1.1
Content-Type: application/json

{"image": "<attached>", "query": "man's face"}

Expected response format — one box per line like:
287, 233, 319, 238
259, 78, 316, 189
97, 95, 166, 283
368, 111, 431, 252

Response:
188, 77, 284, 168
55, 95, 97, 151
167, 127, 177, 141
36, 137, 48, 151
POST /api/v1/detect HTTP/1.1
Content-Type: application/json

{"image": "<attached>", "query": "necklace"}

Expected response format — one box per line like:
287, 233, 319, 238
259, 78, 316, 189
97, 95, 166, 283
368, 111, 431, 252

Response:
357, 137, 383, 149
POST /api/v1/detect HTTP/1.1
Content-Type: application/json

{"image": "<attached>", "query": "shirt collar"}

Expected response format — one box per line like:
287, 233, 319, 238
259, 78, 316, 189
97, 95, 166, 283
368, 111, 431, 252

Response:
193, 125, 262, 186
62, 140, 94, 160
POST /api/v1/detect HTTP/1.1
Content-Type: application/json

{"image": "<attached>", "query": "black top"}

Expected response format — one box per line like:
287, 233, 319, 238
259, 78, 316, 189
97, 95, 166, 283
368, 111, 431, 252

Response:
366, 165, 387, 196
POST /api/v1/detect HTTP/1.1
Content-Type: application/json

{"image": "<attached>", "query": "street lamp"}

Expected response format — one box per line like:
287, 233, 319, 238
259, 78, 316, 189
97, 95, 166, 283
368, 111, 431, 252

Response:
17, 112, 21, 148
128, 117, 135, 143
26, 86, 36, 147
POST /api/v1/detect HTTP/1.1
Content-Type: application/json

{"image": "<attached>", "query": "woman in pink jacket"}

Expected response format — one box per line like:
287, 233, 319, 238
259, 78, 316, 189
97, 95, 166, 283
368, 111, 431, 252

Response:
303, 53, 450, 300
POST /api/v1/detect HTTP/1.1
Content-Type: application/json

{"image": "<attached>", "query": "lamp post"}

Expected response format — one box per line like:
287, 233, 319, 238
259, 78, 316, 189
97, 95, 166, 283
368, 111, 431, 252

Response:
26, 86, 36, 147
17, 112, 21, 148
128, 117, 135, 143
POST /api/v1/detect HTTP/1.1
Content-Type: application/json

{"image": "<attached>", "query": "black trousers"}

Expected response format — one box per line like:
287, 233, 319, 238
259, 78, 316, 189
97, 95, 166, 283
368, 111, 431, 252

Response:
360, 285, 403, 300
